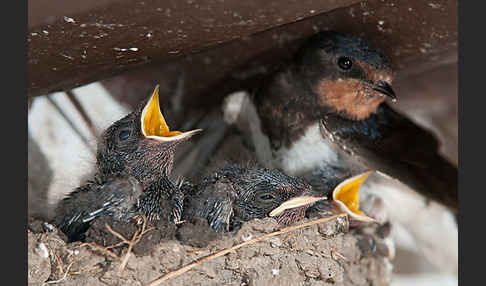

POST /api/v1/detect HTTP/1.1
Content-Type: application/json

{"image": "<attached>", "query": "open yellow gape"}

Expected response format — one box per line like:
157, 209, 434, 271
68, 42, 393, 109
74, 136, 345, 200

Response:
268, 171, 376, 222
332, 171, 376, 222
141, 85, 201, 141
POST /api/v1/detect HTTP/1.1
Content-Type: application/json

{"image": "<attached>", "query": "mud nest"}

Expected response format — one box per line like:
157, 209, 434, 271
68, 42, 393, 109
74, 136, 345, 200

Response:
28, 213, 393, 286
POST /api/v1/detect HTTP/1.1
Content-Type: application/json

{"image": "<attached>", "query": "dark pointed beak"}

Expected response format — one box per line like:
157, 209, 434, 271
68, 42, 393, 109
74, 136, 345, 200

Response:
372, 80, 397, 102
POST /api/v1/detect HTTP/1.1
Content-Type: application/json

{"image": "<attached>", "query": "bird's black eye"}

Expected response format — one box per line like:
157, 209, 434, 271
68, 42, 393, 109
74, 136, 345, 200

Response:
260, 194, 275, 200
118, 130, 131, 141
337, 56, 353, 70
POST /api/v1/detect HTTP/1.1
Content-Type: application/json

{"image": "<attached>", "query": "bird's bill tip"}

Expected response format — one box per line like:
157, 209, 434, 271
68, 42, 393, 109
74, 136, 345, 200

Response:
269, 196, 326, 217
332, 171, 377, 222
373, 80, 397, 102
141, 85, 201, 141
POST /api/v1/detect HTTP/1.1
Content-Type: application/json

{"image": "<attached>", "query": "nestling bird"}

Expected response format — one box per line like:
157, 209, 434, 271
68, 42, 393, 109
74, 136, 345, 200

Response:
96, 85, 201, 184
54, 86, 200, 241
182, 164, 325, 232
53, 174, 143, 241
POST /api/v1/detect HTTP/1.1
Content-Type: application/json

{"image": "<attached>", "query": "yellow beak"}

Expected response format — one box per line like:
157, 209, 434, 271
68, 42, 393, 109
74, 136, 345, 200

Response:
332, 171, 376, 222
140, 85, 201, 141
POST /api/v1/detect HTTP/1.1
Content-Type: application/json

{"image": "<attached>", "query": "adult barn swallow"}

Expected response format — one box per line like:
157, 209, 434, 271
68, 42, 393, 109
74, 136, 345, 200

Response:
225, 31, 457, 213
182, 164, 325, 232
54, 86, 200, 241
223, 31, 458, 273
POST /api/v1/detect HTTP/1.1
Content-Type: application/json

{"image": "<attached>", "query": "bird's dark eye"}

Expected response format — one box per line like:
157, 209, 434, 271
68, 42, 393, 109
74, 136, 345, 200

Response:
337, 56, 353, 70
260, 194, 275, 200
118, 130, 131, 141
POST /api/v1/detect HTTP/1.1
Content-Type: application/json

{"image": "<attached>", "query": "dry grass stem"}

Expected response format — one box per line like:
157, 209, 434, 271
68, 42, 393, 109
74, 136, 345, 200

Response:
145, 214, 347, 286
